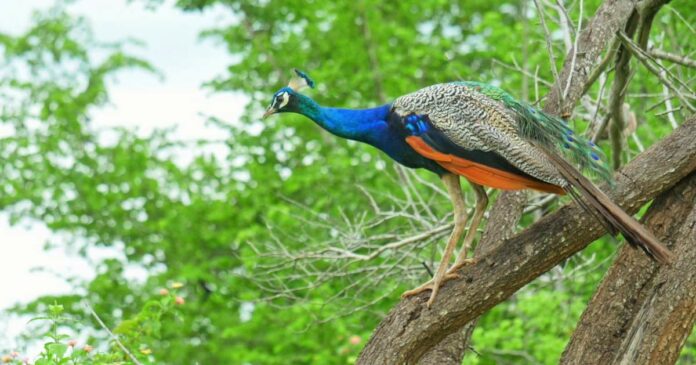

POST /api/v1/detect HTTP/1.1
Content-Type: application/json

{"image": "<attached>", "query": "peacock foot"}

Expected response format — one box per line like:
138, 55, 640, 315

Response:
447, 257, 477, 275
401, 272, 461, 308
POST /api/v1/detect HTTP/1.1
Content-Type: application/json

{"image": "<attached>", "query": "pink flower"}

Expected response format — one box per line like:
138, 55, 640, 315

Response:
83, 345, 94, 353
159, 288, 170, 296
349, 335, 361, 345
68, 339, 78, 347
175, 296, 185, 305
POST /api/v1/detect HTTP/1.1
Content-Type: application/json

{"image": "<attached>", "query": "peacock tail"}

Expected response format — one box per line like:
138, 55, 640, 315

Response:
453, 81, 613, 185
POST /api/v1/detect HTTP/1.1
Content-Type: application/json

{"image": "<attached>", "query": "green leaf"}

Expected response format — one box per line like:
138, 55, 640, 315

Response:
46, 343, 68, 358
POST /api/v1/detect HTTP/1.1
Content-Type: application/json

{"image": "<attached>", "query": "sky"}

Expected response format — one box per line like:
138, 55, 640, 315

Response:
0, 0, 246, 349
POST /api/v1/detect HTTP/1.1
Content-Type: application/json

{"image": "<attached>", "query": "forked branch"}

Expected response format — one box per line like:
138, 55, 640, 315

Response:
358, 115, 696, 364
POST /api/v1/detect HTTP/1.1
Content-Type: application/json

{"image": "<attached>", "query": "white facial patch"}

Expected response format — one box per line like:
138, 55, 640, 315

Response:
275, 92, 290, 109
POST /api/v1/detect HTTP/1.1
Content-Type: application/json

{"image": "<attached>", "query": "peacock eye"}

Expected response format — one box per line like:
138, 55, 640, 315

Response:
274, 91, 290, 109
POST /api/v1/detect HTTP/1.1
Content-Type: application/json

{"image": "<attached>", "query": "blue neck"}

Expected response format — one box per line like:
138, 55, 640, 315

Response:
287, 93, 447, 175
293, 95, 391, 142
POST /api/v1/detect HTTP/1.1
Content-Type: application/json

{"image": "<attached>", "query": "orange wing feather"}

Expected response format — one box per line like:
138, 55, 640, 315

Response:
406, 136, 565, 195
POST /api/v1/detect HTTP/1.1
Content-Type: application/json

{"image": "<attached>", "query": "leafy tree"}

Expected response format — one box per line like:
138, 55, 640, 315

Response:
1, 1, 694, 364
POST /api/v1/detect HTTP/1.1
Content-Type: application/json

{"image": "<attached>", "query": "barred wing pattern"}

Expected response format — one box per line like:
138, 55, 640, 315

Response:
392, 83, 567, 187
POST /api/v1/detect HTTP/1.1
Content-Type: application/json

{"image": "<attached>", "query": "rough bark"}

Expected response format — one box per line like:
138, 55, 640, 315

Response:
415, 329, 469, 365
476, 191, 528, 249
608, 11, 639, 169
357, 116, 696, 364
609, 0, 670, 169
561, 172, 696, 364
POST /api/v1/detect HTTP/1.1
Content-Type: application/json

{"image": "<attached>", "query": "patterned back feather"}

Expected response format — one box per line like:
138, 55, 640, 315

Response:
441, 82, 671, 263
453, 81, 613, 185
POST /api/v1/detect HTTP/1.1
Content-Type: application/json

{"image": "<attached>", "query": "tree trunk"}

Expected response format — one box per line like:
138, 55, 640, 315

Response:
561, 172, 696, 364
357, 116, 696, 364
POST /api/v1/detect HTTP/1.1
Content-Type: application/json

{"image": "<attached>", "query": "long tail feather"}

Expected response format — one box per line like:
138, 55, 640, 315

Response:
540, 146, 673, 264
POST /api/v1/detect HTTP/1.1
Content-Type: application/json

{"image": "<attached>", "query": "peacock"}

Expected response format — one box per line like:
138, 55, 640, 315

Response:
263, 69, 672, 308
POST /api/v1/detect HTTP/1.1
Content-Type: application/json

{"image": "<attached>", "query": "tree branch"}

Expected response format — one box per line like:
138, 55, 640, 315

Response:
357, 115, 696, 364
533, 0, 563, 104
608, 8, 639, 169
545, 0, 641, 117
561, 171, 696, 364
617, 32, 696, 112
649, 48, 696, 68
607, 0, 671, 169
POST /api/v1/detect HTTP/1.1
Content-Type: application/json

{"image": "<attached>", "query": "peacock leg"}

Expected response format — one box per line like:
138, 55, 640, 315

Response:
401, 173, 468, 308
448, 182, 488, 273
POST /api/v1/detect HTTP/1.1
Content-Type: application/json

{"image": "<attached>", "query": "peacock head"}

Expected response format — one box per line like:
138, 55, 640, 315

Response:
263, 69, 315, 118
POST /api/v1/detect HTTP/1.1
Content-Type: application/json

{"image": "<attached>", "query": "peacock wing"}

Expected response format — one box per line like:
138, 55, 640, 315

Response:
392, 83, 566, 189
454, 81, 613, 183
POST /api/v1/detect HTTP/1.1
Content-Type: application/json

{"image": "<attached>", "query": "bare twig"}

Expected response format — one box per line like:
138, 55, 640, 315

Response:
588, 74, 609, 137
487, 348, 544, 365
522, 194, 559, 214
667, 5, 696, 35
544, 0, 642, 117
246, 175, 461, 313
590, 114, 611, 143
84, 302, 143, 365
563, 0, 583, 99
631, 133, 645, 152
492, 59, 553, 88
581, 37, 619, 97
553, 0, 574, 50
533, 0, 563, 104
617, 32, 696, 112
657, 65, 680, 128
649, 48, 696, 68
521, 1, 531, 101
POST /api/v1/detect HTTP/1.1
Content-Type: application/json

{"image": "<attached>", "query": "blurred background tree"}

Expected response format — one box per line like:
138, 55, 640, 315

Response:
1, 0, 694, 364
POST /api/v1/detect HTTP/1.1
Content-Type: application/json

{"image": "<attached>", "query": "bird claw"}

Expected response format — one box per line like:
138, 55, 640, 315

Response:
447, 258, 477, 275
401, 272, 461, 308
401, 258, 478, 308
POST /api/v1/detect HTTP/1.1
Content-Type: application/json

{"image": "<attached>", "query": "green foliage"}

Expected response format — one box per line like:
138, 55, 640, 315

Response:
463, 275, 600, 365
1, 1, 694, 364
3, 288, 182, 365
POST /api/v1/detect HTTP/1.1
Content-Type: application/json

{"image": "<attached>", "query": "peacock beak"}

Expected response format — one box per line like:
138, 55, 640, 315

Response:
262, 107, 277, 119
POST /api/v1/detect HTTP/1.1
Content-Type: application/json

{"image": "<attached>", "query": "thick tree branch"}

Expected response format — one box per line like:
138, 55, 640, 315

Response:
357, 116, 696, 364
609, 0, 670, 169
545, 0, 640, 117
609, 10, 639, 169
416, 329, 469, 365
561, 172, 696, 364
